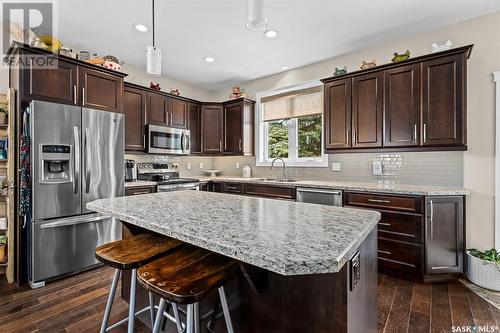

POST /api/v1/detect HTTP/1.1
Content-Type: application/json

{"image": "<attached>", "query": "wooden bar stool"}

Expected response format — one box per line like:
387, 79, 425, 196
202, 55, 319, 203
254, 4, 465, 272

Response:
137, 245, 239, 333
95, 233, 182, 333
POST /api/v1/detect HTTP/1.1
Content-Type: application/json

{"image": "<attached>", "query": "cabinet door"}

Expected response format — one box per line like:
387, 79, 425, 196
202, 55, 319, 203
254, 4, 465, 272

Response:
324, 78, 352, 149
79, 67, 123, 113
223, 101, 243, 154
384, 64, 421, 147
202, 104, 223, 154
168, 97, 188, 129
352, 72, 383, 148
422, 54, 466, 146
146, 92, 168, 126
425, 196, 464, 275
29, 59, 78, 105
187, 103, 202, 154
123, 86, 146, 151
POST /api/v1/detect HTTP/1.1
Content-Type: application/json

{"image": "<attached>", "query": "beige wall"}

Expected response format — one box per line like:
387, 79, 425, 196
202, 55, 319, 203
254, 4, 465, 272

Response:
210, 11, 500, 249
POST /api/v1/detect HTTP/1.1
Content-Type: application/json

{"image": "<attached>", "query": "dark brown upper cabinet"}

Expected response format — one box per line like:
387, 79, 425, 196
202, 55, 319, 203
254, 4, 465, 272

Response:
321, 45, 472, 153
384, 64, 421, 147
147, 92, 168, 126
324, 78, 352, 150
28, 59, 79, 105
223, 98, 255, 155
422, 54, 466, 147
201, 104, 224, 154
352, 72, 383, 148
123, 84, 146, 151
425, 196, 464, 277
187, 102, 202, 154
168, 97, 188, 129
79, 67, 123, 113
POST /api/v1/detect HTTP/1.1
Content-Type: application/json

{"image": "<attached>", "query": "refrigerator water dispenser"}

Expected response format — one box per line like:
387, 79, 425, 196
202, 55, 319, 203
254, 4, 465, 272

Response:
39, 144, 72, 183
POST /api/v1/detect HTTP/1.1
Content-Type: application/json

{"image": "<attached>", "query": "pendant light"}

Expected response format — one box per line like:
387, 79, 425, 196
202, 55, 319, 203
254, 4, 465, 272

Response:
146, 0, 161, 76
246, 0, 267, 31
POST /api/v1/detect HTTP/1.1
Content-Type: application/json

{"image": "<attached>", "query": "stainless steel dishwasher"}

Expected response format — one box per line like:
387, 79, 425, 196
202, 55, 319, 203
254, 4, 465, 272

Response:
296, 187, 343, 206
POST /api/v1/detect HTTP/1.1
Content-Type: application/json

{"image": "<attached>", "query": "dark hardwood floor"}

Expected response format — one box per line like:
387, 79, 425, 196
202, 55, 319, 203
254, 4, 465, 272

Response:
0, 267, 498, 332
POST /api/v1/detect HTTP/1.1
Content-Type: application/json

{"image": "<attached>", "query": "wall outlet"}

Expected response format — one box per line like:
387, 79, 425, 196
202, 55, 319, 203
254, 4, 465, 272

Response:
331, 162, 341, 172
199, 162, 204, 169
235, 162, 240, 169
372, 161, 383, 176
186, 163, 191, 170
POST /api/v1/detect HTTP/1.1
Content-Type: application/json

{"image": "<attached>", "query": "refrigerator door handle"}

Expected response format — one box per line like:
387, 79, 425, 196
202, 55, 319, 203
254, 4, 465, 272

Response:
85, 128, 91, 193
40, 214, 112, 229
73, 126, 80, 194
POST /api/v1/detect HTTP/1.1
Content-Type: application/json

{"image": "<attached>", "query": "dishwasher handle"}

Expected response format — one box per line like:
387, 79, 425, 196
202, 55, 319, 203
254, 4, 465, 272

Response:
296, 188, 342, 196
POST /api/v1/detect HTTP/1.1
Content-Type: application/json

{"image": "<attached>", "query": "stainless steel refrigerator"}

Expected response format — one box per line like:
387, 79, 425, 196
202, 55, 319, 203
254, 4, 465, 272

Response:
29, 100, 124, 287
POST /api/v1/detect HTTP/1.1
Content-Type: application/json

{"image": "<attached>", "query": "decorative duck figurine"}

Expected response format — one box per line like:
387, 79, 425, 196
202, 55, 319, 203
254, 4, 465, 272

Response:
332, 66, 348, 77
360, 58, 377, 70
391, 50, 411, 63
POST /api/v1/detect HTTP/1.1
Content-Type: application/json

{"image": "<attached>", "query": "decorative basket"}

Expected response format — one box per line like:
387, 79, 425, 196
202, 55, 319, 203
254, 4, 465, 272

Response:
466, 251, 500, 291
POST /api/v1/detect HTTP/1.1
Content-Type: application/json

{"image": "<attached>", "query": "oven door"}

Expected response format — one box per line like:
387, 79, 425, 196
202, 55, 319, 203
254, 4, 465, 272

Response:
147, 125, 188, 155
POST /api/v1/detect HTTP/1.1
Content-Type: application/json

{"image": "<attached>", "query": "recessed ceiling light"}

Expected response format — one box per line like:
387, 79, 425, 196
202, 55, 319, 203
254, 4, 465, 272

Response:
134, 24, 148, 32
281, 66, 289, 70
265, 29, 278, 38
204, 57, 215, 63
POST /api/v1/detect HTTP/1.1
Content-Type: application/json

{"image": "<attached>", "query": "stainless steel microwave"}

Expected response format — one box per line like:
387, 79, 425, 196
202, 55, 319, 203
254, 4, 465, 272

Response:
147, 125, 190, 155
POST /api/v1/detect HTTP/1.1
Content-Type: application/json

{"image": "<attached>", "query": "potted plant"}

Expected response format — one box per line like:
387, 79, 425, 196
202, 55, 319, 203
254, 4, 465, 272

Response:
0, 106, 7, 125
466, 248, 500, 291
0, 235, 6, 264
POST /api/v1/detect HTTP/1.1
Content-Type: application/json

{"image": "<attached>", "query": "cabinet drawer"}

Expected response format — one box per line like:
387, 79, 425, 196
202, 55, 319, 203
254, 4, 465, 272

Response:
223, 183, 243, 194
125, 186, 156, 196
244, 184, 296, 200
378, 212, 423, 244
378, 238, 422, 275
344, 192, 422, 213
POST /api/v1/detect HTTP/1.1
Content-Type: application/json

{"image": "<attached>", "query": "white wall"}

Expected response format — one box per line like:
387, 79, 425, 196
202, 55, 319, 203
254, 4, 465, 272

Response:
211, 11, 500, 249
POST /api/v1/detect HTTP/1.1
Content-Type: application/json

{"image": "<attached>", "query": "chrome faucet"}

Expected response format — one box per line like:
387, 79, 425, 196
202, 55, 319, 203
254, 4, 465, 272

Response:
271, 157, 287, 180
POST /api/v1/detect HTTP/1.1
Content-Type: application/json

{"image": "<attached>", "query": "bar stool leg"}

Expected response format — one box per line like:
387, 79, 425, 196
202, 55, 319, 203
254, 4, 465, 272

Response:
172, 303, 183, 333
152, 298, 167, 333
194, 302, 200, 333
148, 292, 155, 328
186, 304, 194, 333
218, 286, 234, 333
128, 269, 137, 333
100, 269, 121, 333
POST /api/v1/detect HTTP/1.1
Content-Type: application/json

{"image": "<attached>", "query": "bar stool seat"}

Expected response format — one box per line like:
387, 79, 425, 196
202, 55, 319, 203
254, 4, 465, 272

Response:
95, 233, 183, 333
138, 245, 239, 333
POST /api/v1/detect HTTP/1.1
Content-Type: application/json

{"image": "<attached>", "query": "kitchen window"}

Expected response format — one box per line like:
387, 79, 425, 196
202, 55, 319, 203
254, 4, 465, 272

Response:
256, 81, 328, 167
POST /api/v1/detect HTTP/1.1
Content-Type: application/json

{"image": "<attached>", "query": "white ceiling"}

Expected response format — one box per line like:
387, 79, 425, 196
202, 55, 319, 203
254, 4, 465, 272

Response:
56, 0, 500, 91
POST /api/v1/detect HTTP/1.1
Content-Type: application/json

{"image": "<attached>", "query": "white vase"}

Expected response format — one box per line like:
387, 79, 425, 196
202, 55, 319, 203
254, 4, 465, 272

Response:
466, 251, 500, 291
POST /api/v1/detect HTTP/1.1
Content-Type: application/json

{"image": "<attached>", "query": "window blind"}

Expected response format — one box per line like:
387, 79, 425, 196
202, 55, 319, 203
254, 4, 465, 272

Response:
262, 86, 323, 122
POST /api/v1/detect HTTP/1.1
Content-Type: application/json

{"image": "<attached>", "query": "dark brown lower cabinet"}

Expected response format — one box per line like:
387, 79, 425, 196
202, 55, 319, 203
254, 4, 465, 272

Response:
424, 196, 464, 280
125, 185, 156, 196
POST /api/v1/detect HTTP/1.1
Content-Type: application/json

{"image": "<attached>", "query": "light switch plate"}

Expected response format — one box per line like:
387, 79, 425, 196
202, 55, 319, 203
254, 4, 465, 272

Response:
372, 161, 383, 176
187, 163, 191, 170
331, 162, 341, 172
199, 163, 204, 169
235, 162, 240, 169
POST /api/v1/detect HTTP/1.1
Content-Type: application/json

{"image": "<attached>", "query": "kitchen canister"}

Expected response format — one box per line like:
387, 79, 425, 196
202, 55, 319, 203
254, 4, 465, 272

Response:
242, 165, 252, 178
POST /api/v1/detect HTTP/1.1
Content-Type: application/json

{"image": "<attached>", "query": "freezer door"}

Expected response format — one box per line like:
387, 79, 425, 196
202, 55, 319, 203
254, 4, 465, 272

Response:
31, 100, 82, 220
81, 108, 124, 212
31, 213, 121, 283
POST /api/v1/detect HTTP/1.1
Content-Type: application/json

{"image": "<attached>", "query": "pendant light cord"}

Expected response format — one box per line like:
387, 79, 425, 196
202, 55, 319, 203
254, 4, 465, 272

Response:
152, 0, 155, 47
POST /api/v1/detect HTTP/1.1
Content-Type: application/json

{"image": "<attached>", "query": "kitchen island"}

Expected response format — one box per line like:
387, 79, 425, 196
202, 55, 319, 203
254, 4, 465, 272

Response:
88, 191, 380, 333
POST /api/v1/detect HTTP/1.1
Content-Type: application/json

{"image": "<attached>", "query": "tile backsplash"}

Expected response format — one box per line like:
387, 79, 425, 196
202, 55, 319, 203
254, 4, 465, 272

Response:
126, 151, 463, 187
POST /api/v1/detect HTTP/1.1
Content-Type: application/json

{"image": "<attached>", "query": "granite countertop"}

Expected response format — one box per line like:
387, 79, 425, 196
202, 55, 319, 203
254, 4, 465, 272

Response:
87, 191, 380, 276
125, 180, 157, 188
196, 176, 469, 196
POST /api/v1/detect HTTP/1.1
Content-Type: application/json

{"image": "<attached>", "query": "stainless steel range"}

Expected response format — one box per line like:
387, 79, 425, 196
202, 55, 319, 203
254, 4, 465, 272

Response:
137, 163, 200, 192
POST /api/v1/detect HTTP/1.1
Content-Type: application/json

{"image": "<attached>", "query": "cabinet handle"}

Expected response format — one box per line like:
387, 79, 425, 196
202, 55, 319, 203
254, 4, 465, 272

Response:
82, 87, 85, 106
239, 139, 242, 151
164, 110, 167, 124
346, 129, 350, 145
73, 85, 77, 104
353, 129, 357, 144
133, 190, 150, 195
413, 124, 417, 143
378, 250, 392, 255
170, 112, 173, 125
219, 140, 223, 152
378, 222, 391, 227
423, 123, 427, 143
367, 198, 391, 204
429, 199, 434, 240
